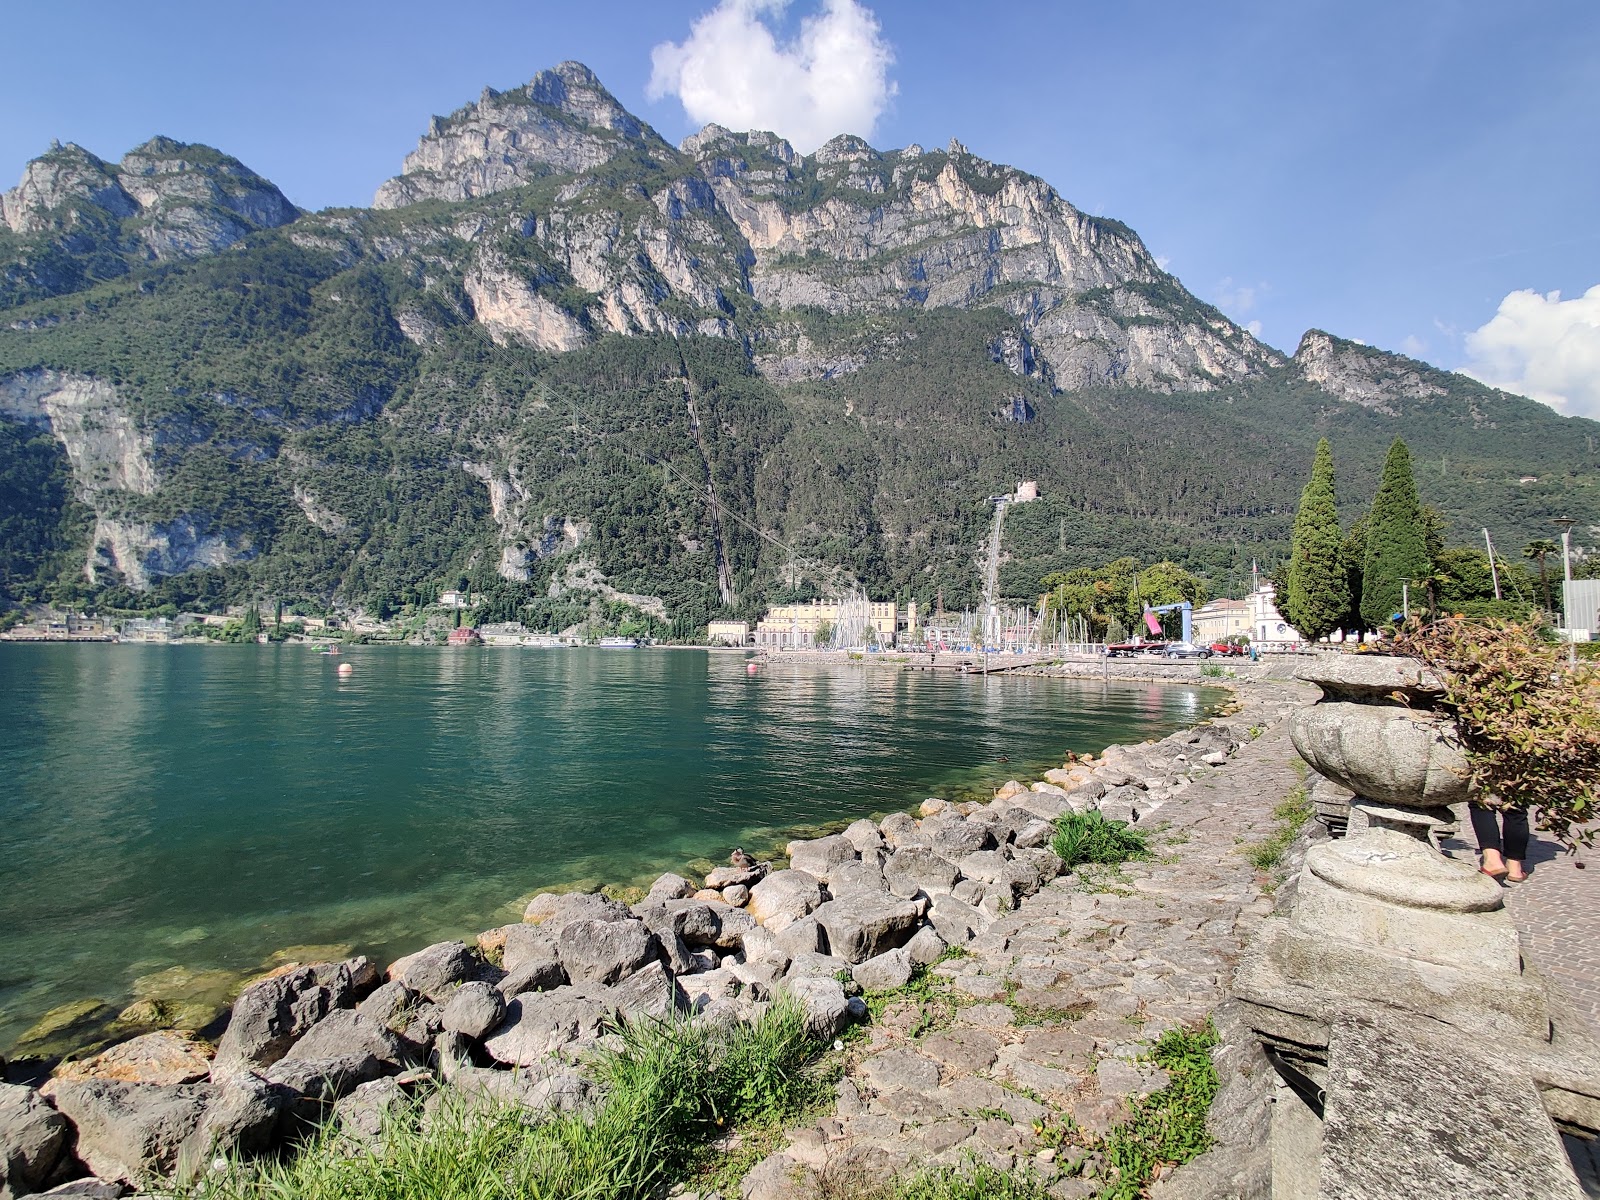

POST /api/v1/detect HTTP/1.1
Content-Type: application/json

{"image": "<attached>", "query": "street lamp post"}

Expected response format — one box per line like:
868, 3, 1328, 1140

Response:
1554, 517, 1577, 668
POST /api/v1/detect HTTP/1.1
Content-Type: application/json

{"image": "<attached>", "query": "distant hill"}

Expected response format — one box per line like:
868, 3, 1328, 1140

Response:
1, 61, 1594, 626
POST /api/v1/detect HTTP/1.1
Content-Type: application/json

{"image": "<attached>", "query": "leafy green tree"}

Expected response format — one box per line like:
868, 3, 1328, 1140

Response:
1282, 439, 1347, 642
1360, 439, 1432, 627
240, 606, 262, 640
1339, 513, 1369, 635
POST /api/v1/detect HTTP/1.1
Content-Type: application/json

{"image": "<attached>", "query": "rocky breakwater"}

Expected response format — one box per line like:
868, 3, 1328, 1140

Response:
0, 692, 1277, 1199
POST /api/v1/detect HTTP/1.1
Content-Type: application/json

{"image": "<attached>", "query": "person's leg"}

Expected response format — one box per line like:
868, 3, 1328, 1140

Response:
1502, 808, 1531, 880
1469, 805, 1507, 875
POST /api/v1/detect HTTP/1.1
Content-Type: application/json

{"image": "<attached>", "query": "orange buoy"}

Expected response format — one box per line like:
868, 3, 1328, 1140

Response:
337, 662, 354, 677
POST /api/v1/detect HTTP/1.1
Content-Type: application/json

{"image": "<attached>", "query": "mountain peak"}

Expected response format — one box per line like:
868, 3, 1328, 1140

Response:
1293, 328, 1448, 410
373, 61, 670, 209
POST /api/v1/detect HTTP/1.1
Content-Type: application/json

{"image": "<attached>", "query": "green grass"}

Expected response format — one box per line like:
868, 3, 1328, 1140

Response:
1098, 1023, 1220, 1199
1051, 810, 1152, 871
198, 1000, 829, 1200
1242, 783, 1313, 874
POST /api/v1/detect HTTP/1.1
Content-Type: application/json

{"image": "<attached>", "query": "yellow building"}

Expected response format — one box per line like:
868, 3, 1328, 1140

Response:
706, 620, 750, 646
755, 600, 899, 649
1192, 598, 1250, 644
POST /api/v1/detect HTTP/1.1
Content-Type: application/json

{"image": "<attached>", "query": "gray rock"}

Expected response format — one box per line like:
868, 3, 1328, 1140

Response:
1011, 847, 1065, 892
440, 983, 506, 1041
38, 1182, 125, 1198
281, 1009, 411, 1071
827, 858, 889, 897
927, 818, 994, 859
852, 947, 915, 991
679, 968, 743, 1013
213, 966, 344, 1071
523, 891, 632, 928
355, 980, 419, 1031
265, 1051, 386, 1116
883, 846, 961, 899
928, 894, 989, 945
904, 925, 949, 966
391, 941, 479, 1001
704, 864, 766, 890
786, 977, 851, 1040
646, 873, 695, 903
0, 1082, 70, 1197
879, 812, 927, 849
332, 1076, 410, 1146
702, 901, 756, 949
785, 951, 853, 980
812, 894, 923, 964
482, 987, 614, 1067
746, 870, 823, 932
608, 962, 681, 1021
861, 1049, 940, 1092
176, 1070, 289, 1176
774, 915, 825, 958
785, 835, 858, 882
640, 898, 722, 947
1096, 786, 1145, 825
499, 924, 560, 972
843, 818, 886, 854
496, 957, 568, 998
44, 1079, 212, 1186
721, 883, 751, 907
557, 918, 658, 985
950, 878, 986, 907
1013, 818, 1056, 850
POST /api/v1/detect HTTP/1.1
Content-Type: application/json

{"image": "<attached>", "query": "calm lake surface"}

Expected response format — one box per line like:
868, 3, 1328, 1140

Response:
0, 644, 1222, 1051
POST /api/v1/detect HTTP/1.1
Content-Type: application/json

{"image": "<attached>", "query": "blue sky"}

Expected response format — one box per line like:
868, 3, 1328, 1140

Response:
4, 1, 1598, 413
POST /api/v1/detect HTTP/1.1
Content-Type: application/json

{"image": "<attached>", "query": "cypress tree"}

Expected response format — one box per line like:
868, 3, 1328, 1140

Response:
1283, 439, 1347, 641
1360, 438, 1431, 626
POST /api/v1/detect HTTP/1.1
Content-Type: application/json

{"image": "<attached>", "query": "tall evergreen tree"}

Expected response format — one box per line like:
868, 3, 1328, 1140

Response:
1283, 439, 1347, 641
1360, 438, 1432, 626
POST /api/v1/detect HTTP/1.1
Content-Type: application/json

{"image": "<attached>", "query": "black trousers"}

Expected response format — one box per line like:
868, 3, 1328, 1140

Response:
1469, 805, 1530, 861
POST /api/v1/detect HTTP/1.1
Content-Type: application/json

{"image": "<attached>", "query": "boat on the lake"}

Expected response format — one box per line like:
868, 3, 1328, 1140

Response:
598, 636, 640, 648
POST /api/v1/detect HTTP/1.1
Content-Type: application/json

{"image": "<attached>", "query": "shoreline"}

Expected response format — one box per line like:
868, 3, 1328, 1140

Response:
3, 671, 1243, 1071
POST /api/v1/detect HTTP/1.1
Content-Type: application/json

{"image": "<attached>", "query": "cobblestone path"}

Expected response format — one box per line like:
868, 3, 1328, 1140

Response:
739, 682, 1315, 1199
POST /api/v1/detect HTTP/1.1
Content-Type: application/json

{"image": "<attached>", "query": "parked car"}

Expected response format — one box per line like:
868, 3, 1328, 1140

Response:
1163, 642, 1212, 659
1209, 642, 1245, 657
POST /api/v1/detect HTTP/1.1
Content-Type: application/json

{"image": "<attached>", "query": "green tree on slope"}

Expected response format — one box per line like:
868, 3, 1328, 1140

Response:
1361, 438, 1432, 626
1283, 439, 1348, 641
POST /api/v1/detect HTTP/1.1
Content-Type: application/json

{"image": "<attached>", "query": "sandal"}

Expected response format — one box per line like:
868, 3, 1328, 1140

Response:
1480, 866, 1509, 881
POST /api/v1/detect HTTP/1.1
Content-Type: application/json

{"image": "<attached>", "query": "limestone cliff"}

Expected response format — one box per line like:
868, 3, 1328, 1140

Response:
1293, 330, 1448, 413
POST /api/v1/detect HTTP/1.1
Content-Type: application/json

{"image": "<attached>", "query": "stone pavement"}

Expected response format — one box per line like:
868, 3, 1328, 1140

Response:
738, 681, 1315, 1199
1441, 822, 1600, 1039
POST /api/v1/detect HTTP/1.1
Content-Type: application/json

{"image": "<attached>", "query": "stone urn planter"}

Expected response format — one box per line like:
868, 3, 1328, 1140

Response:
1260, 654, 1547, 1039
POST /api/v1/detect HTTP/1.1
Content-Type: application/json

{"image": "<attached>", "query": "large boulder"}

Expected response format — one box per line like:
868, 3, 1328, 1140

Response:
635, 898, 720, 947
176, 1071, 290, 1178
704, 863, 766, 890
828, 858, 889, 897
774, 915, 825, 958
481, 986, 616, 1068
879, 813, 928, 850
523, 892, 631, 929
842, 819, 885, 854
811, 894, 923, 964
440, 983, 506, 1041
388, 942, 480, 1001
852, 947, 915, 991
646, 873, 696, 903
785, 835, 858, 882
556, 918, 658, 985
213, 965, 349, 1071
53, 1031, 212, 1087
281, 1010, 411, 1072
499, 925, 560, 972
785, 977, 850, 1040
927, 894, 989, 945
746, 871, 822, 932
0, 1083, 70, 1198
44, 1079, 212, 1186
883, 846, 961, 900
496, 958, 568, 998
926, 818, 993, 859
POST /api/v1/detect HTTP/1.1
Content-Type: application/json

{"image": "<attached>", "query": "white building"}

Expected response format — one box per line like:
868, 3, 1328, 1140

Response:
1246, 584, 1304, 646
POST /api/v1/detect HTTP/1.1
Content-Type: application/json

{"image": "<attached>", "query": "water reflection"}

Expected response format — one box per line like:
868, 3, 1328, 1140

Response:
0, 645, 1222, 1049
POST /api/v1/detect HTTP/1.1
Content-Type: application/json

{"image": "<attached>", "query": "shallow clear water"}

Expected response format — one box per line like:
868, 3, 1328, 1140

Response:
0, 644, 1221, 1051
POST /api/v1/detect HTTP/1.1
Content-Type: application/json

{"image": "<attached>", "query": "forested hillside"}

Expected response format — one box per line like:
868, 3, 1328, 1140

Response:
1, 63, 1595, 626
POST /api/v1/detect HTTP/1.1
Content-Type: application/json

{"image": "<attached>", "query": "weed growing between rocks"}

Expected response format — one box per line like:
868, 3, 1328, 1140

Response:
198, 1000, 830, 1200
1241, 783, 1312, 875
1098, 1022, 1220, 1198
1051, 811, 1152, 871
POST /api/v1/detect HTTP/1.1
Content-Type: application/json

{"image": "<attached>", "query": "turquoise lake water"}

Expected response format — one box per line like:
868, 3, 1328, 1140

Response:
0, 644, 1221, 1052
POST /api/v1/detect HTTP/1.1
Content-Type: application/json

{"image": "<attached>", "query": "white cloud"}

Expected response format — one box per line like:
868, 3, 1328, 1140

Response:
648, 0, 897, 154
1462, 284, 1600, 419
1400, 334, 1428, 359
1215, 276, 1267, 316
1246, 320, 1263, 337
1154, 255, 1171, 271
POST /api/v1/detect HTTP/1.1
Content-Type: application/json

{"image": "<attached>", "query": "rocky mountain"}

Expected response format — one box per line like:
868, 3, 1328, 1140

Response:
0, 63, 1594, 625
0, 138, 297, 306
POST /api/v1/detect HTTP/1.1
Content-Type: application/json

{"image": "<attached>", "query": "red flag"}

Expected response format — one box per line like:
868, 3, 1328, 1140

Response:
1144, 610, 1161, 636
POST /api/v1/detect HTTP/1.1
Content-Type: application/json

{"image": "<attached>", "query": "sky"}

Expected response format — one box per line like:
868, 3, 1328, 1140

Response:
4, 0, 1598, 417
